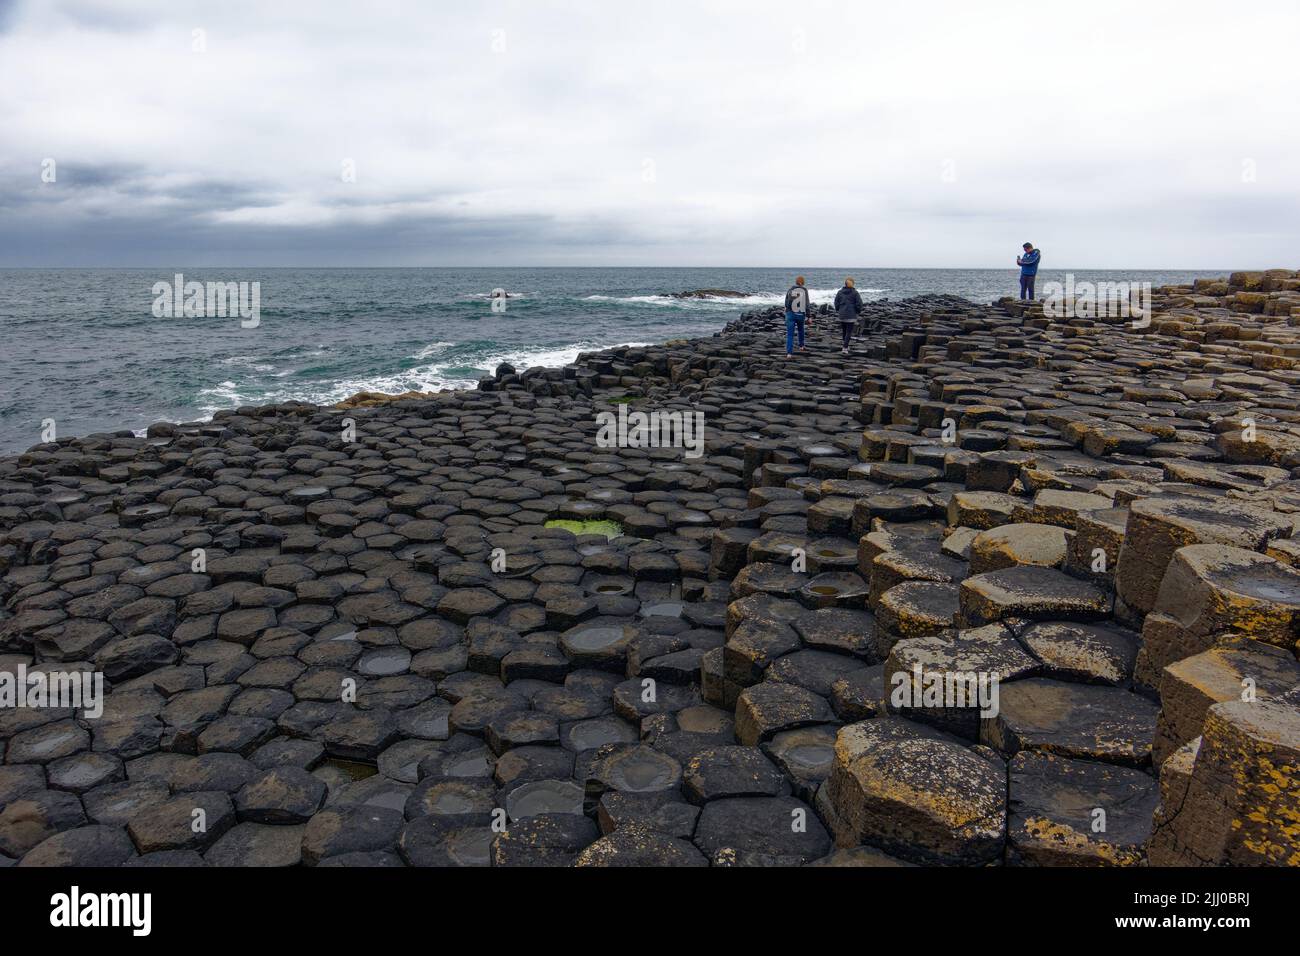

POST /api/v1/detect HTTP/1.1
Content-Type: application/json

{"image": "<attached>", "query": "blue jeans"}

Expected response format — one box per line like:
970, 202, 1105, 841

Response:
785, 311, 806, 353
1019, 275, 1035, 300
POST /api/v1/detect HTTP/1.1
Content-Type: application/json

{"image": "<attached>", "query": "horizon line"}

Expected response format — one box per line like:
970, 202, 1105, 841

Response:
0, 265, 1243, 272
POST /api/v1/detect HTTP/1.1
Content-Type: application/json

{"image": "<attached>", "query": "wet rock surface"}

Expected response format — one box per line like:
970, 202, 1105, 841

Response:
4, 280, 1300, 866
1007, 751, 1158, 866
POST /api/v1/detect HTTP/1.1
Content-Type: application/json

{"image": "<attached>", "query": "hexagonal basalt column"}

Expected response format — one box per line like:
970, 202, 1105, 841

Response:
1115, 497, 1292, 621
1148, 699, 1300, 866
1134, 544, 1300, 688
823, 717, 1006, 865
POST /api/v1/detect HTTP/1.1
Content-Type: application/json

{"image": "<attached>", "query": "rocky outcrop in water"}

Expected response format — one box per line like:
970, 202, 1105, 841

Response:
2, 275, 1300, 867
671, 289, 749, 299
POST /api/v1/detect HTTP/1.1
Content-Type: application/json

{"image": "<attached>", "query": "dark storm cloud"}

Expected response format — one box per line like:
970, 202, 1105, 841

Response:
0, 169, 642, 266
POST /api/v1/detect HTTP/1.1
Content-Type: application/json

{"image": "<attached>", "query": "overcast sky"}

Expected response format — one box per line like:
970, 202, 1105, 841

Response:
1, 0, 1297, 268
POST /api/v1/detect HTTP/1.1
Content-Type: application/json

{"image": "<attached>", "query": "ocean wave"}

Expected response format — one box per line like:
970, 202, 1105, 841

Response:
470, 341, 654, 373
412, 340, 456, 359
196, 380, 246, 411
582, 288, 886, 308
458, 290, 540, 300
220, 355, 275, 372
194, 339, 657, 414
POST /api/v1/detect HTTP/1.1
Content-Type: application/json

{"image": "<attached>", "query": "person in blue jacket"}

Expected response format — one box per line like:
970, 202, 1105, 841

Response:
783, 276, 811, 358
1017, 243, 1040, 300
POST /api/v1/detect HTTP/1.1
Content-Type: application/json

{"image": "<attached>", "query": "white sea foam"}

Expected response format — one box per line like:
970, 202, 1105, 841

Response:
194, 339, 657, 415
220, 355, 275, 372
583, 288, 884, 308
412, 340, 456, 359
199, 380, 244, 406
459, 290, 539, 300
471, 341, 653, 372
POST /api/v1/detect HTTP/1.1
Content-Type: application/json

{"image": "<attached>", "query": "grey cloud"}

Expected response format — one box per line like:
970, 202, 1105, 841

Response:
0, 197, 639, 266
0, 0, 1298, 266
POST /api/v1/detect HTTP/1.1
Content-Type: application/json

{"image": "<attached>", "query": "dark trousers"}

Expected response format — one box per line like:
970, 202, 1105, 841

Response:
1020, 275, 1035, 300
840, 322, 854, 348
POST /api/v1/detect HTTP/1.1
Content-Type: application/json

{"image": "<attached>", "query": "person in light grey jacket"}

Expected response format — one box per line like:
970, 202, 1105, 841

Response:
833, 278, 863, 354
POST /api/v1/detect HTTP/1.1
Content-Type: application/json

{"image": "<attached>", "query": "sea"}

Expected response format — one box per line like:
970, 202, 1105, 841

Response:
0, 267, 1221, 455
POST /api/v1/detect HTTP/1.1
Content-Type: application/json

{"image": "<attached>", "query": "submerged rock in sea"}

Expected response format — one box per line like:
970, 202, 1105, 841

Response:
670, 289, 749, 299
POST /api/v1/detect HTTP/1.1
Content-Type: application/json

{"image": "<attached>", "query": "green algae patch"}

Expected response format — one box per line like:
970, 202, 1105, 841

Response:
545, 519, 623, 539
606, 395, 636, 405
